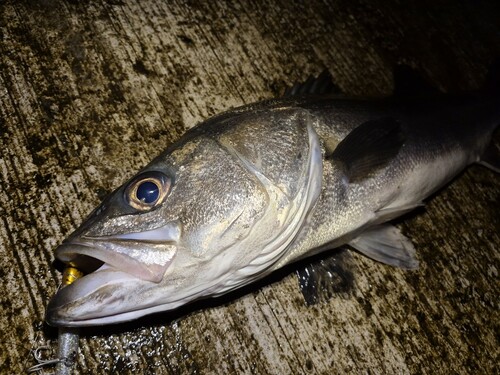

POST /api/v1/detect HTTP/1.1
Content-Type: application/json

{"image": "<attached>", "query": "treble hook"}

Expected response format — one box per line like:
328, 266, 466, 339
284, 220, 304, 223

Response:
26, 339, 60, 374
27, 266, 83, 374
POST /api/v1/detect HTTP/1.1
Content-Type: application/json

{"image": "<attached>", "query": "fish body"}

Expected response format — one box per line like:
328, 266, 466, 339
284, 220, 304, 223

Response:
46, 73, 499, 326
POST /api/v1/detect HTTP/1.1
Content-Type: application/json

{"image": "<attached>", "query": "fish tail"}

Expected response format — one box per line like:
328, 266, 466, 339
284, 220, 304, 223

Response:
476, 59, 500, 173
483, 59, 500, 95
478, 130, 500, 173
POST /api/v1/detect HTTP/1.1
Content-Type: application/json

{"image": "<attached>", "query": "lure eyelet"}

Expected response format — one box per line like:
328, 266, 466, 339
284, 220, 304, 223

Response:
125, 171, 171, 211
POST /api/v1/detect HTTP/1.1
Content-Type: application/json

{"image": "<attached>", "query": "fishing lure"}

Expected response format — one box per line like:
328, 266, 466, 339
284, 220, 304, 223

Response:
28, 267, 82, 374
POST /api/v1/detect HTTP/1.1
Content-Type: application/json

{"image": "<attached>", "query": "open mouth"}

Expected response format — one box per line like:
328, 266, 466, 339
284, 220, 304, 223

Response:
46, 239, 178, 326
45, 264, 154, 326
55, 221, 182, 283
46, 222, 181, 326
56, 239, 177, 283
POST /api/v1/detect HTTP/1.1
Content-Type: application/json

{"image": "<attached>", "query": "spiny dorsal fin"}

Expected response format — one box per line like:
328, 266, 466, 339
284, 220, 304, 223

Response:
284, 70, 342, 97
393, 65, 440, 97
330, 117, 405, 183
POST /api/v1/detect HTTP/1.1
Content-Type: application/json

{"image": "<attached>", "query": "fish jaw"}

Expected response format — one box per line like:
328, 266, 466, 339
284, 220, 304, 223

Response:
55, 240, 177, 283
46, 268, 135, 326
45, 267, 177, 326
56, 220, 180, 282
46, 242, 177, 326
46, 222, 180, 326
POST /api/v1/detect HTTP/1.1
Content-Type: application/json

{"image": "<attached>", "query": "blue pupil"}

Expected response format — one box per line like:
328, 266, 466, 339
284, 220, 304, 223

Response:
136, 181, 160, 204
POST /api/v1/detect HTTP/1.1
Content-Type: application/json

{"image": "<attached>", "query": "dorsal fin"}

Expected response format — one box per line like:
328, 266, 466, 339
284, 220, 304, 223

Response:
393, 65, 440, 97
284, 70, 342, 97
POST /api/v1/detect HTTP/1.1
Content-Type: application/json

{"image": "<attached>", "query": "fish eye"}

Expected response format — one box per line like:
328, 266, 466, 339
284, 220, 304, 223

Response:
136, 181, 160, 203
125, 171, 171, 211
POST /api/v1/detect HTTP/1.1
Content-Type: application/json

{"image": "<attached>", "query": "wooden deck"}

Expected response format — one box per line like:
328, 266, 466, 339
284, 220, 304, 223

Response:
0, 1, 498, 374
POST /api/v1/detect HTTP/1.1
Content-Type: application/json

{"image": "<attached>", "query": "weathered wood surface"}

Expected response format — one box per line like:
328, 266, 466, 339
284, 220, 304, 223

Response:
0, 1, 499, 374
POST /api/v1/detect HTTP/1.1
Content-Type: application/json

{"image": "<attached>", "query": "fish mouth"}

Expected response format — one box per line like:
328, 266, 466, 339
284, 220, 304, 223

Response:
56, 220, 181, 282
45, 267, 152, 326
55, 240, 176, 283
46, 222, 180, 326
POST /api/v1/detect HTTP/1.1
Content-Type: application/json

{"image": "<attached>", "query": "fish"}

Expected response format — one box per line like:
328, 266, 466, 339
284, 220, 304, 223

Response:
46, 67, 499, 327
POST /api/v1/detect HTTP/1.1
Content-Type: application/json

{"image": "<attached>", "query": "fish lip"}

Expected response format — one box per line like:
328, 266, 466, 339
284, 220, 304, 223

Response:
47, 222, 181, 326
47, 239, 178, 326
55, 220, 181, 283
55, 239, 177, 283
45, 268, 147, 327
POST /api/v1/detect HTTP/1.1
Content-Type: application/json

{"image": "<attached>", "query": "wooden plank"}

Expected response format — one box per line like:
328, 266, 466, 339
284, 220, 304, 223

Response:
0, 1, 498, 374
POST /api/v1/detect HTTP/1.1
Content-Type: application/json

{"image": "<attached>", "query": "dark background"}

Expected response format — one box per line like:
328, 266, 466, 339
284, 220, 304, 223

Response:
1, 1, 498, 374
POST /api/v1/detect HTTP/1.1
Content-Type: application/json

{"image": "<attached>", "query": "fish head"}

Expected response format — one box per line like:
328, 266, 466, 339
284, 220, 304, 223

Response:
46, 108, 322, 326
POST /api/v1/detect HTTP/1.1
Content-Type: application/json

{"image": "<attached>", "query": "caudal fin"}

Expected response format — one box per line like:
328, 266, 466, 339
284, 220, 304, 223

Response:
478, 59, 500, 172
484, 59, 500, 94
478, 139, 500, 173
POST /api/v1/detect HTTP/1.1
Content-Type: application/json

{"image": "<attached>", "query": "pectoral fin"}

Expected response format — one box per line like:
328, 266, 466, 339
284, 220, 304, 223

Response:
349, 224, 418, 269
330, 117, 405, 183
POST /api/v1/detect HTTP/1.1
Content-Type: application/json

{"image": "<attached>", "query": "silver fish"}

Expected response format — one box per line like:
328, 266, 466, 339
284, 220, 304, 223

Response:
46, 70, 499, 326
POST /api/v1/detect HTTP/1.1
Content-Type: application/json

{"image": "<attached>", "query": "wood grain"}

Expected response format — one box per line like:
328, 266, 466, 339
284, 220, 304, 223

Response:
0, 1, 498, 374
